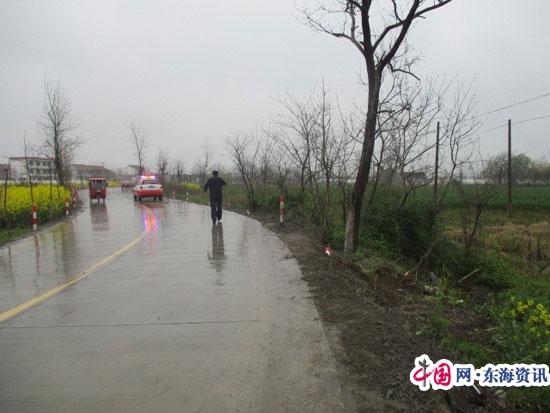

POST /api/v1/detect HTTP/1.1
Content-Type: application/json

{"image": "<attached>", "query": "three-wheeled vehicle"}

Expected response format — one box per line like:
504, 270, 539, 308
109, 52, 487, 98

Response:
88, 177, 108, 203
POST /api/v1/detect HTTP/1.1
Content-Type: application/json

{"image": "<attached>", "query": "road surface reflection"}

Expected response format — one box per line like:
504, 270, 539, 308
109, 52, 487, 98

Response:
207, 223, 226, 276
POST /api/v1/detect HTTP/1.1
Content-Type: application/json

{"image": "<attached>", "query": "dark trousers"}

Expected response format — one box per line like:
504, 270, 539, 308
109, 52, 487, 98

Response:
210, 198, 222, 222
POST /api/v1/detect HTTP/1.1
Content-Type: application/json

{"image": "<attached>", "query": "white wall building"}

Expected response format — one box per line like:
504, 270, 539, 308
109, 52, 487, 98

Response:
9, 157, 56, 183
8, 158, 114, 184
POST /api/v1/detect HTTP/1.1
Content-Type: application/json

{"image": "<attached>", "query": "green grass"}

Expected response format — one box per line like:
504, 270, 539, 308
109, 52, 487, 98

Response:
440, 337, 493, 366
412, 184, 550, 211
0, 227, 32, 246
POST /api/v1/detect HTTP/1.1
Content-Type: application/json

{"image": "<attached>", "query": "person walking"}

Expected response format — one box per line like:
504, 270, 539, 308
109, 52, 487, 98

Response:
204, 170, 226, 225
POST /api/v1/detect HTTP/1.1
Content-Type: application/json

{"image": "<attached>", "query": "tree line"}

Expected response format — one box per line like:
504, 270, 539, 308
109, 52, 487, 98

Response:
483, 153, 550, 186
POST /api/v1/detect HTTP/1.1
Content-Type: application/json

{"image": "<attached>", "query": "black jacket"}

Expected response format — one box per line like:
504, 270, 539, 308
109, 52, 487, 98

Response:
204, 176, 226, 200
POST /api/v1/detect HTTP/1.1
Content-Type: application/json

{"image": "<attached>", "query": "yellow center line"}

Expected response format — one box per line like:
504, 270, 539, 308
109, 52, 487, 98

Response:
0, 204, 153, 323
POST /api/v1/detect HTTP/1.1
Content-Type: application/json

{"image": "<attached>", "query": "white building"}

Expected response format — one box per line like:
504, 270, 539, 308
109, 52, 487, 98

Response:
0, 164, 9, 180
9, 157, 56, 183
120, 165, 141, 181
8, 158, 114, 184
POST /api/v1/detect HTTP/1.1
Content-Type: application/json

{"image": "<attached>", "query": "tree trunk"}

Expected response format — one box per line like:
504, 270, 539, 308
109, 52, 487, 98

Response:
344, 75, 381, 252
49, 167, 53, 220
323, 174, 330, 238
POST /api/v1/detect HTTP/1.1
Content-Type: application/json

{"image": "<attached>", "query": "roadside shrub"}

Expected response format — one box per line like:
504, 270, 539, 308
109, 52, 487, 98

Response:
471, 253, 518, 290
425, 236, 518, 290
359, 195, 438, 261
327, 222, 345, 249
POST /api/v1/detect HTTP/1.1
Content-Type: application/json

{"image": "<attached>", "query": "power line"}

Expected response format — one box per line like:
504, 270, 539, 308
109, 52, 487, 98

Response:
475, 91, 550, 119
515, 113, 550, 126
476, 113, 550, 137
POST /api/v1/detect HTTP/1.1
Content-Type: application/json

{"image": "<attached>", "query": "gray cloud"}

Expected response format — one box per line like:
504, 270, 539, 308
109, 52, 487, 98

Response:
1, 0, 549, 169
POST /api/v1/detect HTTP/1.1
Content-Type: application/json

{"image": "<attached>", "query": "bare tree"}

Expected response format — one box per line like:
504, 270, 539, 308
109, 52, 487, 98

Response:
173, 157, 185, 183
225, 133, 260, 210
315, 82, 351, 236
454, 164, 496, 258
303, 0, 453, 251
194, 141, 213, 184
128, 122, 149, 175
271, 147, 293, 194
258, 130, 275, 197
156, 147, 169, 185
337, 108, 361, 220
39, 76, 81, 186
22, 135, 35, 206
436, 80, 480, 204
373, 76, 448, 206
271, 89, 320, 196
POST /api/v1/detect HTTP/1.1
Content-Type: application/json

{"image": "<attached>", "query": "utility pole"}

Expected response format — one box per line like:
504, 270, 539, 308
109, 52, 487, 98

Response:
434, 121, 440, 199
507, 119, 512, 216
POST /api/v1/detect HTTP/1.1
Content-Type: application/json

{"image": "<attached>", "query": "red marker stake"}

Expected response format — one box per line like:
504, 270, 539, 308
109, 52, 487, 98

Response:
279, 194, 285, 226
31, 205, 38, 231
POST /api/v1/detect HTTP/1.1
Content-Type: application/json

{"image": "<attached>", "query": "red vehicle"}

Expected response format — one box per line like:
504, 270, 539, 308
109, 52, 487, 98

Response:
133, 175, 163, 202
88, 177, 107, 203
121, 180, 133, 190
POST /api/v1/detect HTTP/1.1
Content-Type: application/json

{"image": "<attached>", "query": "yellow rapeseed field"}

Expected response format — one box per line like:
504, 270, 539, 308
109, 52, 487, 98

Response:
0, 185, 71, 227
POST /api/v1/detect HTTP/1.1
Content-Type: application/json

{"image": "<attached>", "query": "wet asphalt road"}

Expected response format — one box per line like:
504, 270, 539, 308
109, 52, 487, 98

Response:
0, 189, 347, 412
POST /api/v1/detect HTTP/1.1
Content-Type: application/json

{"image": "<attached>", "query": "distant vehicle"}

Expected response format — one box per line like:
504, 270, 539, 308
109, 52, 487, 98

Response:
88, 177, 107, 203
121, 180, 133, 190
133, 175, 163, 202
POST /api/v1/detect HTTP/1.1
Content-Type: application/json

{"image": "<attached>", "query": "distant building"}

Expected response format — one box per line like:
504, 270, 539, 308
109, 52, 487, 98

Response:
376, 168, 429, 187
72, 164, 114, 182
120, 165, 142, 181
9, 157, 56, 183
8, 157, 114, 184
0, 164, 10, 180
403, 171, 429, 186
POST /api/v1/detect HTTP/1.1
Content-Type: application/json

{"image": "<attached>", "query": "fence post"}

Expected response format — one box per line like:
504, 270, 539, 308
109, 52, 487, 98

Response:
65, 198, 70, 216
434, 121, 440, 199
31, 205, 38, 231
279, 194, 285, 226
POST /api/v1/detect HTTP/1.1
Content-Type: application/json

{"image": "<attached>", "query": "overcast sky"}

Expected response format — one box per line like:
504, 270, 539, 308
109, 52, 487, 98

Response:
1, 0, 550, 170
